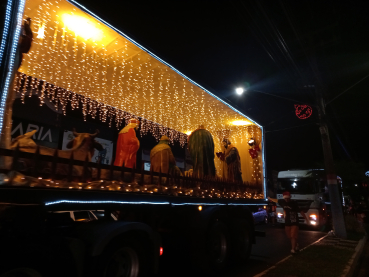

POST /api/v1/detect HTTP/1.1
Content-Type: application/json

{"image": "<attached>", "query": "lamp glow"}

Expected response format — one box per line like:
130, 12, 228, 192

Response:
62, 14, 103, 40
236, 87, 244, 95
232, 120, 250, 126
37, 23, 45, 39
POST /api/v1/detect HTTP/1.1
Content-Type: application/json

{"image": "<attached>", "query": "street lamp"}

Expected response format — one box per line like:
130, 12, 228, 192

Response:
235, 87, 245, 95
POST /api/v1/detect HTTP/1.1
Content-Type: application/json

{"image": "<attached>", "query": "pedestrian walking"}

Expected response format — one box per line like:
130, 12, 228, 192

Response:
268, 191, 309, 254
267, 201, 276, 226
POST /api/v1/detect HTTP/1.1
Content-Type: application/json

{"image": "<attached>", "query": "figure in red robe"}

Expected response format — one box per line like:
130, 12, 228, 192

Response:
114, 118, 140, 168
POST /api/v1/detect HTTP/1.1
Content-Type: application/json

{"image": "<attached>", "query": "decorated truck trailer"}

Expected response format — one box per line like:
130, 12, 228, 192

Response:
0, 1, 267, 276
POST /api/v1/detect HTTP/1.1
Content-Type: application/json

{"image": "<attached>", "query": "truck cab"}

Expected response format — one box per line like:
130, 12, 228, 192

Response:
276, 170, 328, 228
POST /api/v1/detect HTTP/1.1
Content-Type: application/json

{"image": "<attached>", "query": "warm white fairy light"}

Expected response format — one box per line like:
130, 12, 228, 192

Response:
17, 0, 264, 185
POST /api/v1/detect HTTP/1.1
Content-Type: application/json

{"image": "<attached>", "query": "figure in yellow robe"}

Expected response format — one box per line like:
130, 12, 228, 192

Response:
150, 135, 181, 175
114, 118, 140, 168
222, 139, 242, 182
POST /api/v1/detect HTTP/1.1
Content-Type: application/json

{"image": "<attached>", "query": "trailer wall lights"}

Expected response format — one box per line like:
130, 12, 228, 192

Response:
198, 205, 202, 211
0, 0, 12, 68
171, 203, 227, 206
45, 200, 170, 206
0, 0, 26, 134
69, 0, 262, 129
159, 247, 163, 256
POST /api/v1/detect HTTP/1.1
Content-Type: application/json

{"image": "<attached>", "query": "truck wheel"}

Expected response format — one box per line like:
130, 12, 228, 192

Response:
205, 222, 230, 271
231, 220, 252, 263
0, 268, 43, 277
99, 239, 147, 277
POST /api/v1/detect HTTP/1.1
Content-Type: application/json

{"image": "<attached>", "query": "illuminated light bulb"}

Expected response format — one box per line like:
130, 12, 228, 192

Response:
62, 14, 103, 41
231, 120, 250, 126
37, 22, 45, 39
17, 0, 264, 185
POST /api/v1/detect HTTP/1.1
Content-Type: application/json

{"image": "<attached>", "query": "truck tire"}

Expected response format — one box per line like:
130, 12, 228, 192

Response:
0, 268, 42, 277
98, 238, 148, 277
230, 220, 252, 263
192, 221, 230, 275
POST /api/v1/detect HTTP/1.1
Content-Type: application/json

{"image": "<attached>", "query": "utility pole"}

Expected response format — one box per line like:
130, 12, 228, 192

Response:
315, 87, 347, 238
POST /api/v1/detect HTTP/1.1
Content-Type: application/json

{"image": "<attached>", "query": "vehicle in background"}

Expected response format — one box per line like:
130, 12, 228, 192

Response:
276, 169, 329, 228
49, 210, 117, 222
252, 206, 268, 224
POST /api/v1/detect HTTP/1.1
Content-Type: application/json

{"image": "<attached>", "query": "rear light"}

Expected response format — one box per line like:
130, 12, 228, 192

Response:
159, 247, 163, 256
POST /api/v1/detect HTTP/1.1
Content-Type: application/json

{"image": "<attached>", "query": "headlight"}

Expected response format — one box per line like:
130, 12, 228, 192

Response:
277, 213, 283, 218
309, 214, 317, 221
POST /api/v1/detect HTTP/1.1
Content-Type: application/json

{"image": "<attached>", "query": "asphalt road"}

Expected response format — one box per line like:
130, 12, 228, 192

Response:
159, 223, 328, 276
221, 224, 328, 277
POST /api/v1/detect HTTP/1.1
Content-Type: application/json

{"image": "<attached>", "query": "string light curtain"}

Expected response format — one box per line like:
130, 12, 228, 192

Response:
17, 0, 264, 184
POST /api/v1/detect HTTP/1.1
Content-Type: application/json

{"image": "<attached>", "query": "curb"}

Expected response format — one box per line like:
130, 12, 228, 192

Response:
341, 234, 367, 277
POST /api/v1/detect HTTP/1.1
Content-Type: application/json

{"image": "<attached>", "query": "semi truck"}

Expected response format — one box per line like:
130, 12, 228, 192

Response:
0, 0, 267, 276
275, 169, 329, 228
0, 169, 265, 277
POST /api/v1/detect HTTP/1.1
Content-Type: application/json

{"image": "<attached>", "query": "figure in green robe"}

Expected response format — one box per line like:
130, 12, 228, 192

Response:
188, 126, 216, 177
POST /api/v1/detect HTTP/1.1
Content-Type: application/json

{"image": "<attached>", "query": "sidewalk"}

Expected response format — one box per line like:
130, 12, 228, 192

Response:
352, 226, 369, 277
254, 231, 367, 277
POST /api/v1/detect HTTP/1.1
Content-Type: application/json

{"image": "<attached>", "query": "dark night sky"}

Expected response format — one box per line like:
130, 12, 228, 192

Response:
75, 0, 369, 177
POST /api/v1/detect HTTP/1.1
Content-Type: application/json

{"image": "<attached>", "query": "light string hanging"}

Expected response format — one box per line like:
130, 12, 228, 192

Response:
18, 0, 264, 185
15, 73, 188, 146
20, 0, 259, 141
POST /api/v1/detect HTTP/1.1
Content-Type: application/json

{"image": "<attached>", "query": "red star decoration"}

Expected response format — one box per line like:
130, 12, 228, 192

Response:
294, 104, 313, 119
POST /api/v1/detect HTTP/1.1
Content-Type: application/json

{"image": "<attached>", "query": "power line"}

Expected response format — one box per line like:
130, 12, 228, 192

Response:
326, 72, 369, 105
265, 122, 317, 133
252, 90, 314, 105
232, 0, 297, 87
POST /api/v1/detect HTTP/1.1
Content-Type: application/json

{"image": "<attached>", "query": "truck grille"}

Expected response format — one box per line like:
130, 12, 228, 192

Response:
296, 200, 313, 212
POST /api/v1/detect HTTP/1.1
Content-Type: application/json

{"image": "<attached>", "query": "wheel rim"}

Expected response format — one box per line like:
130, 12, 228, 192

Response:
209, 230, 227, 264
105, 247, 139, 277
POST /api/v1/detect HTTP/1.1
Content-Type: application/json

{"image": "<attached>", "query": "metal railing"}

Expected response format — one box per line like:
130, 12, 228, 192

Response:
0, 147, 262, 198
